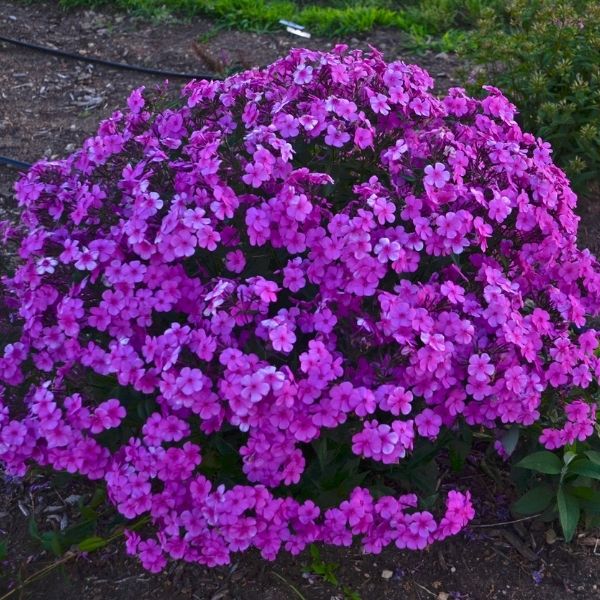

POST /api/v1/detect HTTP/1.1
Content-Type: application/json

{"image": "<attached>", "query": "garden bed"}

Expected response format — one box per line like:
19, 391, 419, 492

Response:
1, 2, 600, 599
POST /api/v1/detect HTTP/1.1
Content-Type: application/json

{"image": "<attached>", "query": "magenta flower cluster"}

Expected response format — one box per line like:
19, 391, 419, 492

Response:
1, 46, 599, 570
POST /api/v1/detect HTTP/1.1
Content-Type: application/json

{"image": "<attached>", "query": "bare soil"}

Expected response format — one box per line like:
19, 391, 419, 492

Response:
1, 2, 600, 599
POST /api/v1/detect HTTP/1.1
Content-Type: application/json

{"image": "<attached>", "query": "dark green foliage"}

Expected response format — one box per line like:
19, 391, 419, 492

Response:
55, 0, 497, 42
513, 444, 600, 542
465, 0, 600, 194
304, 544, 362, 599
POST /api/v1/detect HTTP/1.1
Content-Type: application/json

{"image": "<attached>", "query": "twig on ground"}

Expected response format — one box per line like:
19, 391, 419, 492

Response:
413, 581, 438, 597
271, 571, 308, 600
472, 514, 540, 528
0, 552, 76, 600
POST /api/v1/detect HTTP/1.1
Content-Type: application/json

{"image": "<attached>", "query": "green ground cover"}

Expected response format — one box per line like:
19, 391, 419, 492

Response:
56, 0, 499, 42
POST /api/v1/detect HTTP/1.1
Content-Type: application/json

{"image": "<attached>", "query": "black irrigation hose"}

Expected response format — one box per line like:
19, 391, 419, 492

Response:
1, 34, 225, 169
0, 155, 32, 170
0, 34, 223, 81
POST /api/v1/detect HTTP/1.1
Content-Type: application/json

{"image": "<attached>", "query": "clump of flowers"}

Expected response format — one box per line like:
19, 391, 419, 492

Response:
1, 46, 599, 571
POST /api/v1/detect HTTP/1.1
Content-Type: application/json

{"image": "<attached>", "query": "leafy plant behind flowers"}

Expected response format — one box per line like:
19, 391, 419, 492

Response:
464, 0, 600, 194
1, 46, 600, 572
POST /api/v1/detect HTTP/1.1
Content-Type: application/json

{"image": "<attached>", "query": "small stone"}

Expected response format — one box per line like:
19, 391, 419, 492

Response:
545, 528, 557, 544
381, 569, 393, 580
437, 593, 449, 600
450, 566, 456, 573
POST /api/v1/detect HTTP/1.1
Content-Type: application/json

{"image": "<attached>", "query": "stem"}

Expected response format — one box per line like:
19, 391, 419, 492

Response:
0, 553, 76, 600
472, 514, 541, 528
0, 515, 150, 600
271, 571, 308, 600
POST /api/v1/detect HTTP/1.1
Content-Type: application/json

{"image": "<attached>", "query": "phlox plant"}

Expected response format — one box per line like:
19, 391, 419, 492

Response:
1, 46, 600, 572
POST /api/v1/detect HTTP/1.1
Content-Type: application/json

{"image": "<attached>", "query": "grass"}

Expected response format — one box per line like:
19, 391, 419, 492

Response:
55, 0, 501, 44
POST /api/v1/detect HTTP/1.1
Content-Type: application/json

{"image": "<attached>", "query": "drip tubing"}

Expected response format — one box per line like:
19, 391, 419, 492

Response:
0, 34, 223, 80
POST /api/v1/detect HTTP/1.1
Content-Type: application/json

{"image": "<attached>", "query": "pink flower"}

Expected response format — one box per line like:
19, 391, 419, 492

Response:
225, 250, 246, 273
240, 372, 270, 403
408, 511, 436, 539
268, 324, 296, 353
440, 282, 465, 304
325, 125, 350, 148
252, 278, 279, 303
286, 194, 312, 222
369, 196, 395, 225
183, 208, 210, 230
488, 193, 511, 222
415, 409, 442, 438
242, 162, 270, 188
410, 97, 431, 116
374, 238, 401, 263
75, 247, 98, 271
36, 257, 57, 275
381, 387, 413, 416
354, 127, 374, 149
177, 367, 204, 395
138, 539, 166, 573
468, 353, 495, 383
424, 163, 450, 189
90, 399, 126, 434
1, 420, 27, 446
294, 64, 313, 85
369, 93, 390, 115
283, 259, 305, 292
127, 87, 145, 113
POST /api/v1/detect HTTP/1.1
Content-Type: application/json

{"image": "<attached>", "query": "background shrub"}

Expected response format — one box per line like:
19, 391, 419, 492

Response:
465, 0, 600, 194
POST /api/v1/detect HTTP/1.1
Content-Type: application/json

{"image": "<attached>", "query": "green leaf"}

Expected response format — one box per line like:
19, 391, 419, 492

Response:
419, 492, 440, 511
80, 506, 98, 522
516, 451, 562, 474
557, 487, 580, 542
61, 520, 95, 547
78, 536, 109, 552
314, 438, 329, 471
568, 458, 600, 481
500, 426, 520, 457
88, 487, 107, 509
343, 587, 362, 600
309, 543, 320, 563
41, 532, 64, 557
585, 450, 600, 466
567, 486, 600, 514
28, 518, 41, 541
449, 439, 469, 472
0, 540, 7, 561
563, 451, 578, 466
513, 484, 554, 515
